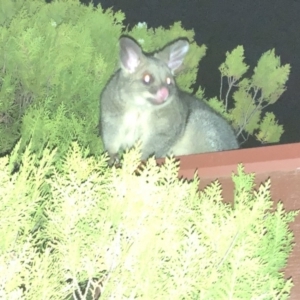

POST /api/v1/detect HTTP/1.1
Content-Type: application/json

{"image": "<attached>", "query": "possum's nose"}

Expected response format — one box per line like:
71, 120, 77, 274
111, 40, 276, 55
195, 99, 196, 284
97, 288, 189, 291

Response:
155, 87, 169, 103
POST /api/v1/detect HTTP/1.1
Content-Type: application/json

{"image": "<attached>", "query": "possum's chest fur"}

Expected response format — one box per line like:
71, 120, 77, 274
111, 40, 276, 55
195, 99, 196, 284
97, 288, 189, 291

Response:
119, 109, 152, 149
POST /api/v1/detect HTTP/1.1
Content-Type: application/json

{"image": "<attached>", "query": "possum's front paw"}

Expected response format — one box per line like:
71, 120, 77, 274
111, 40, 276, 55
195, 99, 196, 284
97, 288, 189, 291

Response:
108, 153, 121, 167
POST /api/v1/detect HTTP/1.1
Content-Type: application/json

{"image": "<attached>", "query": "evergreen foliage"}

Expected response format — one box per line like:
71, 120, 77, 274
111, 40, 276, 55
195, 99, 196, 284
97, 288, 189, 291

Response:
0, 0, 125, 159
0, 142, 297, 299
215, 46, 289, 144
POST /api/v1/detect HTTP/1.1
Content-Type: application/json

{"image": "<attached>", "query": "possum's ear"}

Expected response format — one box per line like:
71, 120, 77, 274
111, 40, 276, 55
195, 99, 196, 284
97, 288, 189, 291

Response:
155, 39, 189, 74
119, 37, 143, 74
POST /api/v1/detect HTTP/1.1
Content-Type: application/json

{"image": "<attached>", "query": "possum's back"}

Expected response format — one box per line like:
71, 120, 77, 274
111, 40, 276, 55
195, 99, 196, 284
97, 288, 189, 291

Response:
169, 91, 239, 156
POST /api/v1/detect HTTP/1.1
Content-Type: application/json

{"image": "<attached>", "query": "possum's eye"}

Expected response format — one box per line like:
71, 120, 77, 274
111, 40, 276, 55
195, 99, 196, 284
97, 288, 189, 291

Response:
142, 73, 154, 85
166, 77, 172, 85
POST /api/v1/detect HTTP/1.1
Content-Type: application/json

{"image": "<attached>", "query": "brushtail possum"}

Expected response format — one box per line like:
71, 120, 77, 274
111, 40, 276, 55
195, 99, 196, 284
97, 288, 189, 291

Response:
100, 36, 238, 165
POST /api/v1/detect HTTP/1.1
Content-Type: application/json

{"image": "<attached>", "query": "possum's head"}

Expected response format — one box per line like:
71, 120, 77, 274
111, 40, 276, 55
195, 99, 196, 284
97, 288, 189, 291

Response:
118, 36, 189, 108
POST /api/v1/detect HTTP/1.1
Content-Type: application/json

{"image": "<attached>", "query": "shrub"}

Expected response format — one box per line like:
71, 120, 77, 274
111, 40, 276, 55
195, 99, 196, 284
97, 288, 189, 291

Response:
0, 142, 297, 299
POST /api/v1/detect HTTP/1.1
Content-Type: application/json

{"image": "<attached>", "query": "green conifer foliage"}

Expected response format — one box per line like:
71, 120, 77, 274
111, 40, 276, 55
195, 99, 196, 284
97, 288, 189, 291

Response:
0, 0, 125, 158
0, 143, 297, 299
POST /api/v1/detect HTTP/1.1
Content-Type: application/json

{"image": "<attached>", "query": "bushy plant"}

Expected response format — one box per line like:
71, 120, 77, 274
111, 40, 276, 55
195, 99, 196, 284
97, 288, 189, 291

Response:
200, 46, 290, 145
0, 0, 125, 158
0, 141, 297, 299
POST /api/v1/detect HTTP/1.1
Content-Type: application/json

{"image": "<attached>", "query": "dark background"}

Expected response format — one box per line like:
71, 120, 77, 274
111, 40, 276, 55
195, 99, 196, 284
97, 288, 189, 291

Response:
85, 0, 300, 148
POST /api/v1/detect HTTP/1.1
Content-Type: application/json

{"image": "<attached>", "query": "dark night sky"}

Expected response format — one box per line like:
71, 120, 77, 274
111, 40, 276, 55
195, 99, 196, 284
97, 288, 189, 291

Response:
91, 0, 300, 148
